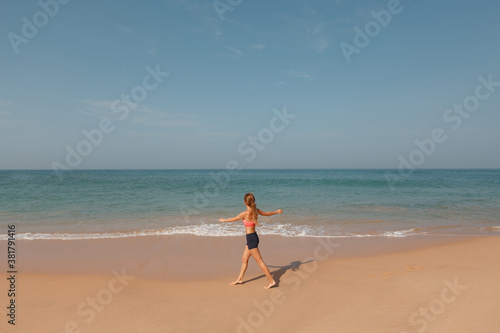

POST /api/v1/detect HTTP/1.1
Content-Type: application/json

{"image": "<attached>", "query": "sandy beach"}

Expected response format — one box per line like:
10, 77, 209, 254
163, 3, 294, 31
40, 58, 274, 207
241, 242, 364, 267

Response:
3, 0, 500, 330
1, 234, 499, 332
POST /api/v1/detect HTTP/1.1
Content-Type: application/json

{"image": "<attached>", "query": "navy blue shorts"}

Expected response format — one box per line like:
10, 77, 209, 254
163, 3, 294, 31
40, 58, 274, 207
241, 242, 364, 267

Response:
246, 232, 259, 250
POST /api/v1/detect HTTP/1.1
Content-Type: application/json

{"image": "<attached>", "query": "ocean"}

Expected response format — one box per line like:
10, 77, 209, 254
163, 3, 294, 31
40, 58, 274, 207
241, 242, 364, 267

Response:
1, 169, 499, 240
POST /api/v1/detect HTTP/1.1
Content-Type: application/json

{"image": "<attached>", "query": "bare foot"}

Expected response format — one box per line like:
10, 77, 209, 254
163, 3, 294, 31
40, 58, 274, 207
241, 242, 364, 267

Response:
230, 280, 243, 286
264, 280, 276, 289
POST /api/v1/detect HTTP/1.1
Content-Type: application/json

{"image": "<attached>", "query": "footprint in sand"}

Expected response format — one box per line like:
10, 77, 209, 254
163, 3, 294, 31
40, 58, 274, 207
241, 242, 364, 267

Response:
405, 265, 425, 273
381, 271, 392, 279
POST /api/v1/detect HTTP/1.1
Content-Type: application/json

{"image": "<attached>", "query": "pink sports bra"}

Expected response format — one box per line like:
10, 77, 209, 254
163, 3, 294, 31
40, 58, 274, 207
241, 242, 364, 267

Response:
243, 219, 256, 227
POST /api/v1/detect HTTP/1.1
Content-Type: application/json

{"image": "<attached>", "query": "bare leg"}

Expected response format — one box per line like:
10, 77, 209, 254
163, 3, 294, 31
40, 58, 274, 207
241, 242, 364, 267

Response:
230, 246, 251, 285
249, 247, 276, 289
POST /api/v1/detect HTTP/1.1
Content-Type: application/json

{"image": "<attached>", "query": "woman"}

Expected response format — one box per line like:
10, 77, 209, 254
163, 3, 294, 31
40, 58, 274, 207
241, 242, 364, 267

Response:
219, 193, 283, 289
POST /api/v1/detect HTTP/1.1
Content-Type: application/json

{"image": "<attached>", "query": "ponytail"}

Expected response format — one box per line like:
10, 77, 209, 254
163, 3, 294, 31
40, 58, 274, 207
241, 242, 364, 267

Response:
244, 193, 258, 222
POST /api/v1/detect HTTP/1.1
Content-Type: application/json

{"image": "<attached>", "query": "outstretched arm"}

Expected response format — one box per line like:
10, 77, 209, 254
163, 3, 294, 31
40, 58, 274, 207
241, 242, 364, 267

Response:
258, 209, 283, 217
218, 212, 245, 223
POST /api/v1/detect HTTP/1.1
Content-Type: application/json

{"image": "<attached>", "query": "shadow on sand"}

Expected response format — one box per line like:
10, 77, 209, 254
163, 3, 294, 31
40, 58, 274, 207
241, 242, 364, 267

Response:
241, 260, 313, 287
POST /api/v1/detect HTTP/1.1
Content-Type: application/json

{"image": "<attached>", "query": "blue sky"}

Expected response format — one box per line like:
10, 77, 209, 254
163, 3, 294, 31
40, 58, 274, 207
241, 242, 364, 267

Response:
1, 0, 499, 169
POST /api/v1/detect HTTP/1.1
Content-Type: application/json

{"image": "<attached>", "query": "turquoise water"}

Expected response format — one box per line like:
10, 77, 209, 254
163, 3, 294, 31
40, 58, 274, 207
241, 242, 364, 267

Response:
0, 169, 499, 240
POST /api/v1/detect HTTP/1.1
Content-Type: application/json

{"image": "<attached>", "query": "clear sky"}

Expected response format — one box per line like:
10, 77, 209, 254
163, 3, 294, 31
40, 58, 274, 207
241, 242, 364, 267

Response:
1, 0, 499, 169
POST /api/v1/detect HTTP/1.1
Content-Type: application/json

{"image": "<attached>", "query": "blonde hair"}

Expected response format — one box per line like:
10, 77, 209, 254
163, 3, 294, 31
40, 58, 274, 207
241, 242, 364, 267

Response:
244, 193, 258, 222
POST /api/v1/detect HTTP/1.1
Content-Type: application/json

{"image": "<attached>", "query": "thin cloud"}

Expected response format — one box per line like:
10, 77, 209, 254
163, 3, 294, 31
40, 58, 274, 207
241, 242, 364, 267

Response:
0, 111, 19, 126
317, 132, 342, 139
251, 44, 266, 50
226, 46, 243, 56
116, 25, 159, 45
312, 36, 328, 53
0, 100, 18, 125
0, 99, 13, 108
130, 106, 199, 127
77, 99, 116, 120
77, 100, 199, 127
300, 2, 317, 16
147, 47, 159, 56
116, 25, 160, 56
285, 70, 313, 81
220, 46, 243, 59
311, 23, 330, 53
270, 1, 375, 54
175, 0, 222, 40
